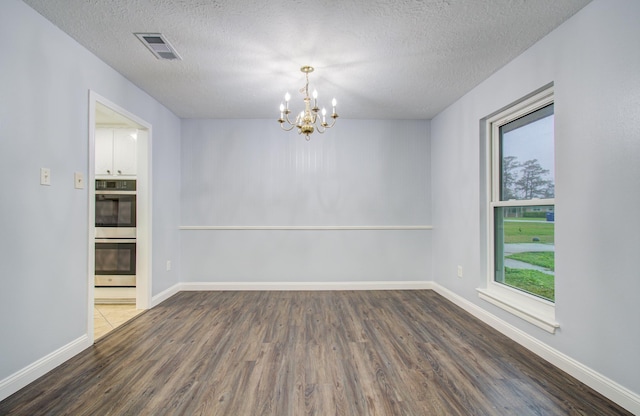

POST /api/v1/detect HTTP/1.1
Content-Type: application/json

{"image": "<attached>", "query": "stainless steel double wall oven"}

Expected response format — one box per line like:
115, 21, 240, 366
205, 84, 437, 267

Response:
95, 179, 136, 286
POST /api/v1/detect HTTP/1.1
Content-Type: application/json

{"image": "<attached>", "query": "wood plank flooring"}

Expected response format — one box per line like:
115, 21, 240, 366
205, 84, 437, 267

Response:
0, 290, 631, 415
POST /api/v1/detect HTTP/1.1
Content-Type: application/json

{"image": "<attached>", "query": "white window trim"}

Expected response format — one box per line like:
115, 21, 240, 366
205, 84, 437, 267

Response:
478, 86, 560, 334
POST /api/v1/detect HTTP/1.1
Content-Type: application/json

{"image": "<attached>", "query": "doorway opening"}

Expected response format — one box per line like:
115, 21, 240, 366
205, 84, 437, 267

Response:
88, 91, 152, 341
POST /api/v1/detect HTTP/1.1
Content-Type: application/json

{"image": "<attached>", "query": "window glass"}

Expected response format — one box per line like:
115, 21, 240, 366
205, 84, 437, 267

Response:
494, 103, 555, 301
494, 205, 555, 301
499, 104, 554, 201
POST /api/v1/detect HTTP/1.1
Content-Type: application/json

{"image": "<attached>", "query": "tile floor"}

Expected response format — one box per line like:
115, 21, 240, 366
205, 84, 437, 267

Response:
94, 304, 144, 340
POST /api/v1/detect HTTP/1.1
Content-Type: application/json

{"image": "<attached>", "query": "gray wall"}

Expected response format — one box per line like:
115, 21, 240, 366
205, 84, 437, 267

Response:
431, 0, 640, 394
181, 119, 432, 282
0, 0, 181, 381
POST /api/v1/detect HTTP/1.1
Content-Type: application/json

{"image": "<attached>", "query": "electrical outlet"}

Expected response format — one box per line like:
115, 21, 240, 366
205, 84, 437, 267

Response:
166, 260, 172, 271
40, 167, 51, 186
457, 265, 463, 278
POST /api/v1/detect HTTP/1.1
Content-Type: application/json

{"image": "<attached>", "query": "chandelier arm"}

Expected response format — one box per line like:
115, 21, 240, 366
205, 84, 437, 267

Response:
324, 117, 338, 129
280, 123, 296, 132
314, 116, 326, 133
283, 112, 298, 126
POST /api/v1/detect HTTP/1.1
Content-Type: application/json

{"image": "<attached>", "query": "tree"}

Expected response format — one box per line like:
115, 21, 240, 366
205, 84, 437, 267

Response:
501, 156, 520, 200
515, 159, 553, 199
542, 182, 555, 199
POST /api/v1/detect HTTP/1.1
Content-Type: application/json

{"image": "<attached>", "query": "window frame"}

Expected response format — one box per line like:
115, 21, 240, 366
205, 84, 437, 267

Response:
477, 86, 560, 334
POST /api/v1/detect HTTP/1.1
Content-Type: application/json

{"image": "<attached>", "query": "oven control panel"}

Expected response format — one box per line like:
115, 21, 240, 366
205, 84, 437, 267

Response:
96, 179, 136, 191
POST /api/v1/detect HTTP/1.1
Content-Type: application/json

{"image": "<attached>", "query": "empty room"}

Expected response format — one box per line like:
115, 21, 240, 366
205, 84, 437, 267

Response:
0, 0, 638, 414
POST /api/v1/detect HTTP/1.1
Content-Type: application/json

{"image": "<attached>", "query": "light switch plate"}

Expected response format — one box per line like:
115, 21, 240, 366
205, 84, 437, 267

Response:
74, 172, 84, 189
457, 265, 463, 278
40, 168, 51, 186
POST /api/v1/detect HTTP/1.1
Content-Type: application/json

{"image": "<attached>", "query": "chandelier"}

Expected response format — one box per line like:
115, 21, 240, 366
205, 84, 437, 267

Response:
278, 66, 338, 140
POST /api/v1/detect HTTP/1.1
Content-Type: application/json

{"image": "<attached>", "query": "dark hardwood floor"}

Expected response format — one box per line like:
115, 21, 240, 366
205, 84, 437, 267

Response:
0, 290, 631, 415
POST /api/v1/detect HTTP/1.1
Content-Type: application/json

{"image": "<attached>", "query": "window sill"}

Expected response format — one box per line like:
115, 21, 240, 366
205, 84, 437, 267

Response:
477, 285, 559, 334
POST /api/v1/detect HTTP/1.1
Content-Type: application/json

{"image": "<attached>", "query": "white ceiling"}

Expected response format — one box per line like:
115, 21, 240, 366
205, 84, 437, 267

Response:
23, 0, 590, 120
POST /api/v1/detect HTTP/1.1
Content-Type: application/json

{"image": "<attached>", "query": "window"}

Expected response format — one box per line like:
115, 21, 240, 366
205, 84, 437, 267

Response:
478, 86, 559, 333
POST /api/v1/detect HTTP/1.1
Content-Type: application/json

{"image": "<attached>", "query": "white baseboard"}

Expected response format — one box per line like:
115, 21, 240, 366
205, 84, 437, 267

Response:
179, 280, 435, 291
0, 335, 91, 402
151, 282, 182, 307
431, 283, 640, 415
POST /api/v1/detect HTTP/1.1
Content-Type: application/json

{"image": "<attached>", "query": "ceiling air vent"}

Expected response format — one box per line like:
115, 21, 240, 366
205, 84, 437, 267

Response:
134, 33, 182, 60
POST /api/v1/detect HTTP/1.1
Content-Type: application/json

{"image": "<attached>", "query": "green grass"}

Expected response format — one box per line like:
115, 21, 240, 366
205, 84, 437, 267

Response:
504, 267, 555, 301
506, 251, 554, 271
503, 220, 554, 244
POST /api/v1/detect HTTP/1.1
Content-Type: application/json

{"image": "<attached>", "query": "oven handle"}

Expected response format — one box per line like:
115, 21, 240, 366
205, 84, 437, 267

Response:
95, 239, 137, 244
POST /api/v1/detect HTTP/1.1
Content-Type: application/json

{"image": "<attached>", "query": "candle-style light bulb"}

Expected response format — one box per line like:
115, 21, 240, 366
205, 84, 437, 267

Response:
279, 103, 284, 118
322, 107, 327, 123
285, 92, 291, 110
312, 89, 318, 99
332, 98, 337, 115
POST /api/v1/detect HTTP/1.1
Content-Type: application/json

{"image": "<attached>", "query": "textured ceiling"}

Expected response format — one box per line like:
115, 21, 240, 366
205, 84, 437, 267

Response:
23, 0, 590, 120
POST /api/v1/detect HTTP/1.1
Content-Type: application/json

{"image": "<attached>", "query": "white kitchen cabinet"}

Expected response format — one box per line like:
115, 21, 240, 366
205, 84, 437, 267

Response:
112, 129, 137, 175
95, 128, 137, 176
95, 129, 115, 175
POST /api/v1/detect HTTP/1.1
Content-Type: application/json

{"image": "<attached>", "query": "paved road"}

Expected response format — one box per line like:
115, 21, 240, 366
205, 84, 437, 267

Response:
504, 219, 554, 224
504, 243, 554, 254
504, 243, 554, 275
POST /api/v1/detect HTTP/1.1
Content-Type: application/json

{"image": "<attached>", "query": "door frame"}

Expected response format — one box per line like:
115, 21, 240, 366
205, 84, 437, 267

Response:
88, 91, 153, 342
